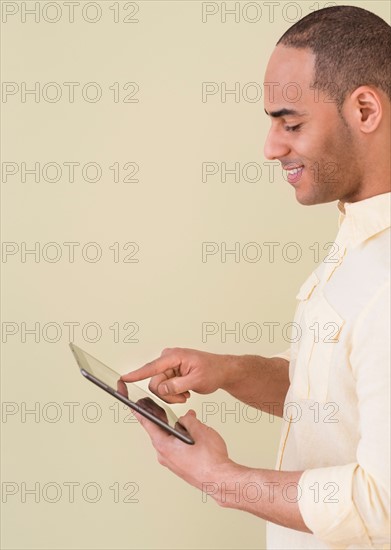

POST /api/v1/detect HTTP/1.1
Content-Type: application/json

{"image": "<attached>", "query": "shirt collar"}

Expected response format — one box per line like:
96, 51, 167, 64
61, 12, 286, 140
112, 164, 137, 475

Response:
336, 191, 391, 248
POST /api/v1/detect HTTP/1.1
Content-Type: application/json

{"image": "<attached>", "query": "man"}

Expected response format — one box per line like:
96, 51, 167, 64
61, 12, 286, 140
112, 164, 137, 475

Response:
121, 6, 390, 549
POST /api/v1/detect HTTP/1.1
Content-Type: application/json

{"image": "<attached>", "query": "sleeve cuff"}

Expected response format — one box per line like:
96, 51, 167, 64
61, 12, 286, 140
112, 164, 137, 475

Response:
272, 348, 291, 362
298, 464, 372, 547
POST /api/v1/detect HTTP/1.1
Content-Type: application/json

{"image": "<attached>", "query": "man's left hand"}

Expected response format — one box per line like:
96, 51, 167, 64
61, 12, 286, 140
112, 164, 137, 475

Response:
132, 409, 234, 491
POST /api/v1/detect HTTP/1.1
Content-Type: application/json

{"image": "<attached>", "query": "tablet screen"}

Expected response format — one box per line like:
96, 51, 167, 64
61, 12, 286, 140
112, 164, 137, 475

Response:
70, 343, 182, 430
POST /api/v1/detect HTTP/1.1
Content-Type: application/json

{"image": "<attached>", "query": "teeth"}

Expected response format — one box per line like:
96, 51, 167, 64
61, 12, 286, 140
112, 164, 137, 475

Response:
287, 167, 303, 175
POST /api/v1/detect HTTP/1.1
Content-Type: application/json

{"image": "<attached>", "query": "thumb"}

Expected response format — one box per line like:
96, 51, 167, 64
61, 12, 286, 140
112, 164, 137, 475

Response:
178, 409, 204, 436
157, 375, 192, 396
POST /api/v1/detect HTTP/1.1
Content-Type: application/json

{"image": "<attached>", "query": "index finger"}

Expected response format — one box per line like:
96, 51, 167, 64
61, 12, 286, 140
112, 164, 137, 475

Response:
120, 354, 180, 383
116, 379, 129, 398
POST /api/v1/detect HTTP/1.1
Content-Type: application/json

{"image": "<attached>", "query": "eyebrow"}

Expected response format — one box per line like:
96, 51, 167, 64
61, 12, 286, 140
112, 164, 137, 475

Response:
264, 108, 308, 118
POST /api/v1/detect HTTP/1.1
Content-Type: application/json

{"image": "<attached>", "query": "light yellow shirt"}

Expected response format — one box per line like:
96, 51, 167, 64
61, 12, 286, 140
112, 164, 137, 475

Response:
267, 192, 391, 550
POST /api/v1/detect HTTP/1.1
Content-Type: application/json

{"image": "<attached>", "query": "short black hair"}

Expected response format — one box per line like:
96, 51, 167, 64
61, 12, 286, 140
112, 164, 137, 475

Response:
277, 5, 391, 113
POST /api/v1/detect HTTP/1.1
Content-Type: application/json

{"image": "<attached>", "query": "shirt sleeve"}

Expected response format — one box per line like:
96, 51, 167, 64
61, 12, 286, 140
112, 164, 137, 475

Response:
271, 348, 291, 363
297, 282, 390, 548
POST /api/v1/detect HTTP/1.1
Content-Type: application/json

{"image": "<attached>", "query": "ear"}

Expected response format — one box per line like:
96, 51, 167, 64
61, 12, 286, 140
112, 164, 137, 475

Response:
347, 86, 383, 133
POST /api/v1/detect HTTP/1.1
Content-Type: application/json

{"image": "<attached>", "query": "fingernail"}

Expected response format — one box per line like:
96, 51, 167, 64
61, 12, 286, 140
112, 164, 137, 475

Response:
161, 384, 168, 395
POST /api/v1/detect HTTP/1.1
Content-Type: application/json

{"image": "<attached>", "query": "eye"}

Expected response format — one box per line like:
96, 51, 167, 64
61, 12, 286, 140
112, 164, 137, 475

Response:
285, 124, 302, 132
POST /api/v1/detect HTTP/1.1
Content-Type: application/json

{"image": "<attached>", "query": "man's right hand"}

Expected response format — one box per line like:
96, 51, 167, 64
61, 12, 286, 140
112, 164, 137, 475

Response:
120, 347, 230, 404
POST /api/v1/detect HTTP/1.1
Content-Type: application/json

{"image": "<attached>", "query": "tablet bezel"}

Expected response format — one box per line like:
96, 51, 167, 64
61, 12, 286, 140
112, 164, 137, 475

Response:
69, 342, 195, 445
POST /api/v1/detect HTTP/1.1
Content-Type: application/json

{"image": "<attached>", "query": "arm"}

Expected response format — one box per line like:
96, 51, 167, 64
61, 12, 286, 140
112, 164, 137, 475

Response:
294, 283, 390, 547
207, 462, 311, 533
121, 348, 290, 418
222, 354, 290, 418
131, 407, 311, 534
127, 279, 390, 544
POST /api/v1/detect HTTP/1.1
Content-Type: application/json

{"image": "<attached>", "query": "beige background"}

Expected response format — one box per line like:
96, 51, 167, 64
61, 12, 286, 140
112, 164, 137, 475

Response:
1, 1, 389, 548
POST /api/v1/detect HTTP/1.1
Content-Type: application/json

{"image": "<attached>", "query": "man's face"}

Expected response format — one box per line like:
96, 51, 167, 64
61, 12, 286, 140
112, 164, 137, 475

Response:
263, 45, 361, 205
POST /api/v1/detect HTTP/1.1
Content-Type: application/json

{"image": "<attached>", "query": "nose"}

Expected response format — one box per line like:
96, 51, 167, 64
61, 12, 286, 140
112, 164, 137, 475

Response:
263, 125, 290, 161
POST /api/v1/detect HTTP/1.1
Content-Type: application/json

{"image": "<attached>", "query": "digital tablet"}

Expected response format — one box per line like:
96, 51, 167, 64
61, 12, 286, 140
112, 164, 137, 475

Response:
69, 343, 194, 444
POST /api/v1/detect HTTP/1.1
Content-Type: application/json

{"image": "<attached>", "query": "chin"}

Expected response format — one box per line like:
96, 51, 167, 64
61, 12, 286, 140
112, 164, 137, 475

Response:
294, 190, 319, 206
294, 185, 332, 206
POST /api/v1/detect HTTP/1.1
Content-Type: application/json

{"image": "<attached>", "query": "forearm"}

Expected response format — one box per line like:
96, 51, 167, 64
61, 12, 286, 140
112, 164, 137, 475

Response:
221, 355, 290, 418
205, 462, 311, 534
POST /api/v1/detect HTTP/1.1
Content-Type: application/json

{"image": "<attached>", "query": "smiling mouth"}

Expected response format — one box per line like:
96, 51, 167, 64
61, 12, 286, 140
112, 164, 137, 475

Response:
285, 166, 304, 184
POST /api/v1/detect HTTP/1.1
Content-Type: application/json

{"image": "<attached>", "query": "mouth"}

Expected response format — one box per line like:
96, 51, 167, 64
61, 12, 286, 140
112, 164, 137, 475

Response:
283, 165, 304, 184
